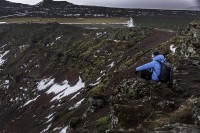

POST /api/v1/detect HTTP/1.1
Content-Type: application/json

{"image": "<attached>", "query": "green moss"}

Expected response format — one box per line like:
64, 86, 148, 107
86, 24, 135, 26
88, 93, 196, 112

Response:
81, 40, 105, 58
81, 66, 101, 82
96, 116, 110, 126
90, 83, 105, 94
53, 109, 75, 124
124, 58, 134, 66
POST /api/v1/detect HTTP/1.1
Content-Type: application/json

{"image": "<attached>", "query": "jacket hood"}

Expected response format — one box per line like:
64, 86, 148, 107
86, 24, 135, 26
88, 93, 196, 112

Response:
153, 54, 164, 62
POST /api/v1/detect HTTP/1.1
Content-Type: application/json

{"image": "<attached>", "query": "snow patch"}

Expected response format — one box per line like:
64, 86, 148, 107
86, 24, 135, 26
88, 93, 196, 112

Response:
59, 126, 68, 133
0, 22, 7, 24
114, 40, 121, 42
89, 81, 100, 86
46, 113, 54, 119
41, 124, 52, 133
108, 62, 115, 68
37, 78, 55, 91
23, 95, 40, 106
51, 77, 85, 101
69, 98, 85, 110
56, 35, 63, 41
0, 50, 9, 66
53, 127, 61, 131
46, 113, 55, 123
50, 35, 63, 46
50, 42, 55, 46
38, 77, 85, 102
1, 44, 7, 48
96, 32, 102, 36
46, 80, 70, 95
170, 45, 177, 53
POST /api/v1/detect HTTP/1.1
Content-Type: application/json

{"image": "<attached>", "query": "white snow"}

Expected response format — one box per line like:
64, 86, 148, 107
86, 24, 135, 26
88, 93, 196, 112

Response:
89, 81, 100, 86
53, 127, 61, 131
170, 45, 177, 53
50, 35, 63, 46
69, 98, 85, 110
46, 113, 54, 119
96, 32, 102, 36
35, 64, 40, 68
90, 71, 105, 86
0, 51, 9, 65
23, 95, 40, 106
37, 78, 55, 91
108, 62, 115, 68
46, 80, 70, 95
50, 42, 55, 46
1, 44, 7, 48
59, 126, 68, 133
37, 77, 85, 101
41, 124, 52, 133
51, 77, 85, 101
56, 36, 63, 41
114, 40, 121, 42
0, 22, 7, 24
46, 113, 55, 123
100, 70, 105, 74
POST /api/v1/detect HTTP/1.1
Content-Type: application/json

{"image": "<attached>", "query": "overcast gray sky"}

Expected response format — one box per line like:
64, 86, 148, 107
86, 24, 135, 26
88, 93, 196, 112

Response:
8, 0, 199, 9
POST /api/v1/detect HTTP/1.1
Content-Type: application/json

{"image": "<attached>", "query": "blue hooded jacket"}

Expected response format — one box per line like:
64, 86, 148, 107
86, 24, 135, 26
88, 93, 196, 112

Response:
136, 55, 165, 81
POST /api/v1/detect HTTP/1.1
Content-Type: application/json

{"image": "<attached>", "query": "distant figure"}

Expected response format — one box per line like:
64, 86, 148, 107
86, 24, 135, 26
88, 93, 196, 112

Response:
135, 52, 164, 81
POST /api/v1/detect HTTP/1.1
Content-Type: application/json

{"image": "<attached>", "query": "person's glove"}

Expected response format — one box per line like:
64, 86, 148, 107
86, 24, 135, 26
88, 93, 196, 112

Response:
135, 71, 139, 75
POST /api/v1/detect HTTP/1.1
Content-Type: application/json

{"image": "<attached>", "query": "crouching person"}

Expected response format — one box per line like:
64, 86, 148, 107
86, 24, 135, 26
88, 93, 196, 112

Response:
135, 52, 164, 81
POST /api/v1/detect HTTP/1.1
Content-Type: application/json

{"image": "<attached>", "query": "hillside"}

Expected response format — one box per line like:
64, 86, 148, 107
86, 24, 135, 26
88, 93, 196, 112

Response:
36, 0, 74, 8
0, 0, 199, 19
0, 0, 30, 8
0, 20, 199, 133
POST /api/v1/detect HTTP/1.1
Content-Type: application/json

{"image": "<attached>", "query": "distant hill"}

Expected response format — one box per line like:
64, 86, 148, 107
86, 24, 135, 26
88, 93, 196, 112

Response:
36, 0, 74, 8
0, 0, 30, 8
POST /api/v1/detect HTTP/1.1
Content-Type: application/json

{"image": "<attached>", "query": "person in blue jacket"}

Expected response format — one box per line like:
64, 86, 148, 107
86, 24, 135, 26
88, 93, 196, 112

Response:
135, 52, 165, 81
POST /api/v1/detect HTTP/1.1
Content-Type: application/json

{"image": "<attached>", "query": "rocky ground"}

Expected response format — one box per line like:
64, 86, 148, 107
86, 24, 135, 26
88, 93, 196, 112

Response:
0, 20, 199, 133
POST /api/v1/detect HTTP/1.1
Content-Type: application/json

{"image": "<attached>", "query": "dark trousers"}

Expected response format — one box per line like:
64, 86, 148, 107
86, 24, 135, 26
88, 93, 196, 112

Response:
141, 70, 152, 80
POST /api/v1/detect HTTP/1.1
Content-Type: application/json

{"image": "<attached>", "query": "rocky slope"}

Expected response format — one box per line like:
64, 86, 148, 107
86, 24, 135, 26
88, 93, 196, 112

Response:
0, 21, 199, 133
